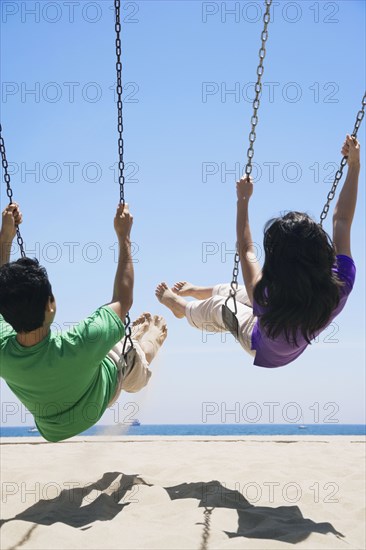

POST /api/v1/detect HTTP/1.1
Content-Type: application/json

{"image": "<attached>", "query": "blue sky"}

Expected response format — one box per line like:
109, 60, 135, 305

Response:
1, 0, 365, 426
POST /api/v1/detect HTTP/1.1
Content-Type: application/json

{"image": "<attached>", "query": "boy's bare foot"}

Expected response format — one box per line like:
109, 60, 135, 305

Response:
155, 283, 186, 319
152, 315, 168, 347
133, 313, 152, 326
140, 315, 168, 347
132, 313, 151, 339
172, 281, 213, 300
139, 315, 168, 364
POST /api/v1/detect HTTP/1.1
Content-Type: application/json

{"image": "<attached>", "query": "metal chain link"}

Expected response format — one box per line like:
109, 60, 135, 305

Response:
0, 124, 26, 258
319, 91, 366, 226
114, 0, 133, 353
226, 0, 272, 311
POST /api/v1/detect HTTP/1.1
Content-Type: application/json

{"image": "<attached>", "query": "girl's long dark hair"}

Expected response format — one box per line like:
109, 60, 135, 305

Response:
253, 212, 343, 345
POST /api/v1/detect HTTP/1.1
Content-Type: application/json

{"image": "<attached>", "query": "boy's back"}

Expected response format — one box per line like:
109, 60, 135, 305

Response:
0, 306, 124, 441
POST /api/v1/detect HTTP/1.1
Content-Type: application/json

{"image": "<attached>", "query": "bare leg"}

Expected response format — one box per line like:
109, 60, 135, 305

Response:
172, 281, 214, 300
156, 282, 187, 319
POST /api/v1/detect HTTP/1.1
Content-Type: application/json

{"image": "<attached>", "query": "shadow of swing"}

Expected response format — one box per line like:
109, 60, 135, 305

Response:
0, 472, 151, 530
164, 481, 345, 544
1, 474, 344, 544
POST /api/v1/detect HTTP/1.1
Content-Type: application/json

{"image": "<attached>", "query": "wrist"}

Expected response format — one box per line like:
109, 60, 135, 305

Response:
348, 161, 360, 171
117, 235, 131, 245
237, 197, 250, 205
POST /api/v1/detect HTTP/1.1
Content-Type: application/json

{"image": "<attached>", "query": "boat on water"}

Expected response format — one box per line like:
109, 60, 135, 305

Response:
28, 427, 39, 433
123, 419, 141, 427
298, 425, 308, 429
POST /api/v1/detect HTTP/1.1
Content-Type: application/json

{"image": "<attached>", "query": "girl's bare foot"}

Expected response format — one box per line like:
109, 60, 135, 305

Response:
155, 283, 186, 319
172, 281, 213, 300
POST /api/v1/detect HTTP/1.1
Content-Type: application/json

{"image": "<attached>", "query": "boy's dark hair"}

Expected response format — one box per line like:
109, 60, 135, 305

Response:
0, 258, 54, 333
253, 211, 343, 346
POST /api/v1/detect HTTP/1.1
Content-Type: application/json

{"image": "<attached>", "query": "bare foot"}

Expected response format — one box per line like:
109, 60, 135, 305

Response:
172, 281, 197, 297
152, 315, 168, 347
133, 313, 152, 326
172, 281, 213, 300
139, 315, 168, 364
140, 315, 168, 346
155, 283, 186, 319
132, 313, 151, 340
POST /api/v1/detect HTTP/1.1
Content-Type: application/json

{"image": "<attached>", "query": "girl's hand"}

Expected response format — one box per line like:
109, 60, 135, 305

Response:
341, 134, 360, 167
236, 175, 254, 201
1, 203, 23, 241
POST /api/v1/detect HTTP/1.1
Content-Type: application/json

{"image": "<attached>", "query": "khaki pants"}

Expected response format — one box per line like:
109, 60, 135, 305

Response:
107, 339, 152, 406
185, 283, 257, 357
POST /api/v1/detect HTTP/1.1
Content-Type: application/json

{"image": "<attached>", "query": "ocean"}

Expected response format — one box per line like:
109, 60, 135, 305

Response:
0, 424, 365, 438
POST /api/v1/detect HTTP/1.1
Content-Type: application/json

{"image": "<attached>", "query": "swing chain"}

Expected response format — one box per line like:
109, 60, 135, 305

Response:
115, 0, 126, 207
245, 0, 272, 178
319, 91, 366, 226
0, 124, 26, 258
114, 0, 133, 353
227, 0, 272, 307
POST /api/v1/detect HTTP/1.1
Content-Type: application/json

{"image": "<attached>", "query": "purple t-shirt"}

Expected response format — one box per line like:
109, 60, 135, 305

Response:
251, 255, 356, 368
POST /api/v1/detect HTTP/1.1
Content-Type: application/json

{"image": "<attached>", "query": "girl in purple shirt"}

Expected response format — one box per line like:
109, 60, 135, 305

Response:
156, 135, 360, 368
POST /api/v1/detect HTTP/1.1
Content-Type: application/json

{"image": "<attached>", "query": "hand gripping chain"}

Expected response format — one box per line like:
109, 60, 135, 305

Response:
114, 0, 133, 355
223, 0, 272, 337
0, 124, 26, 258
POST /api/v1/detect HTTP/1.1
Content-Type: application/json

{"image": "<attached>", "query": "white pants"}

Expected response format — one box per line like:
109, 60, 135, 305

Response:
107, 339, 152, 406
185, 284, 257, 356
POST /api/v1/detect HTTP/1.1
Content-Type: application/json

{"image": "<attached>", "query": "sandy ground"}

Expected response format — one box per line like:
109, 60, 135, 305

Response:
0, 436, 365, 550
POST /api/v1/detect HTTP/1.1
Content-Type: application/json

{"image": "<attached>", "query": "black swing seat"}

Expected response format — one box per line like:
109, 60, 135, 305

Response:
120, 346, 137, 377
221, 304, 240, 340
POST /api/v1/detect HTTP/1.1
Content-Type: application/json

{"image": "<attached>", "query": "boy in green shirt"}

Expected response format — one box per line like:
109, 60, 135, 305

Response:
0, 203, 167, 442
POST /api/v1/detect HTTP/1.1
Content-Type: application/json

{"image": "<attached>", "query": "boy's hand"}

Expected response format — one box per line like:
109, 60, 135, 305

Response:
0, 203, 23, 240
114, 203, 133, 240
342, 134, 360, 167
236, 175, 254, 201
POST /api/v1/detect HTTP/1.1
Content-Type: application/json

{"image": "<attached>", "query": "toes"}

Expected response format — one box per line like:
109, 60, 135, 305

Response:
155, 282, 169, 296
161, 325, 168, 341
132, 313, 152, 332
132, 315, 144, 326
172, 281, 186, 293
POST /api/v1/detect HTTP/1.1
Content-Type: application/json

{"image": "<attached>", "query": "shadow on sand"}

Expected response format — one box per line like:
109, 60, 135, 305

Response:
0, 472, 150, 529
164, 480, 344, 544
1, 474, 344, 544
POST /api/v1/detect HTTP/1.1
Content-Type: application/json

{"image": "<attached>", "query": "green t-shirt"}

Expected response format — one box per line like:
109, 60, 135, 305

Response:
0, 306, 125, 442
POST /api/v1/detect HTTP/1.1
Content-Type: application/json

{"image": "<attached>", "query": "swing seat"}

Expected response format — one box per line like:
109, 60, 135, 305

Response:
222, 304, 239, 340
121, 346, 137, 374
